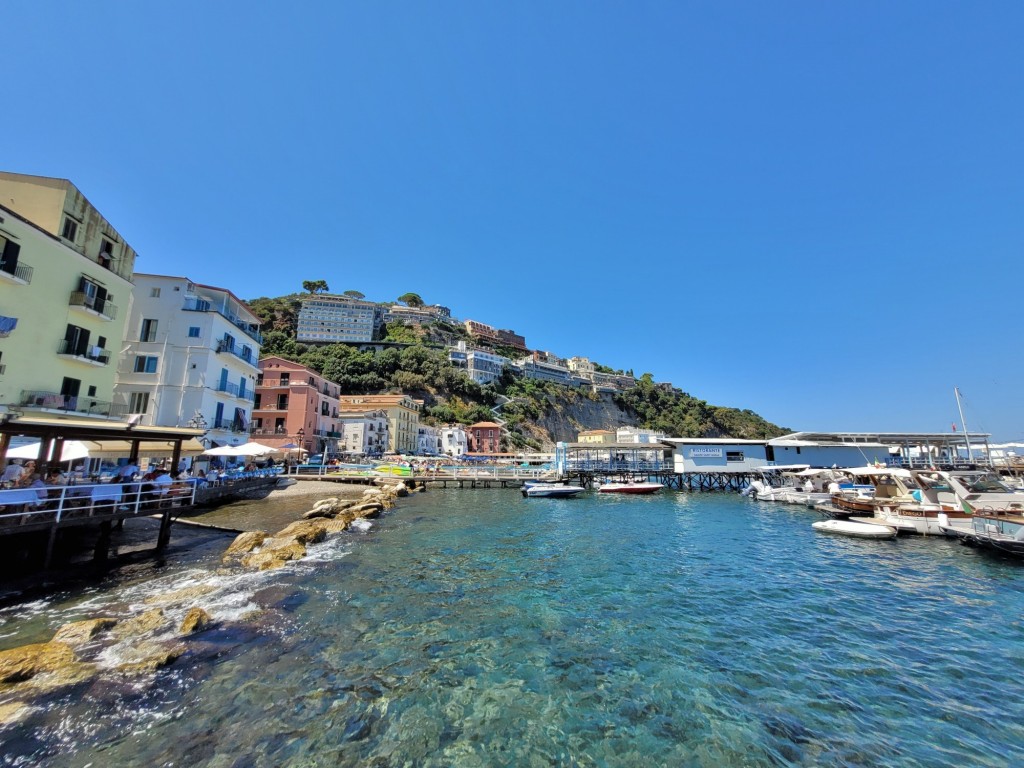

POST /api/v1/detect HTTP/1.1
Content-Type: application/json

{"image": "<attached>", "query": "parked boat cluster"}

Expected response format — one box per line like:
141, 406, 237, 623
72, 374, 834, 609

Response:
745, 464, 1024, 557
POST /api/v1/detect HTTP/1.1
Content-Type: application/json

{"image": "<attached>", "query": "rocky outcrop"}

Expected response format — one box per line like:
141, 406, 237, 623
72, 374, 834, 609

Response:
51, 618, 118, 647
116, 642, 187, 676
222, 531, 268, 561
144, 583, 218, 606
242, 540, 307, 571
113, 608, 167, 640
178, 607, 213, 635
0, 641, 77, 683
274, 520, 328, 545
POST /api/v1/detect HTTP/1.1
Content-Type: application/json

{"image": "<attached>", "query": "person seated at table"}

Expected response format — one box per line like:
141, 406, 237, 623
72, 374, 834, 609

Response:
148, 468, 174, 505
117, 462, 140, 481
1, 459, 24, 487
25, 473, 48, 508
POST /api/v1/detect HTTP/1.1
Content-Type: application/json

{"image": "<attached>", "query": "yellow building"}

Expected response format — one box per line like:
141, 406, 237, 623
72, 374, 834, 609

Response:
338, 394, 421, 454
0, 173, 136, 418
578, 429, 616, 444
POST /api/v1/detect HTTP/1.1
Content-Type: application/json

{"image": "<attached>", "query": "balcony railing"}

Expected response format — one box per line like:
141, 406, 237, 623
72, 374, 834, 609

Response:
20, 390, 128, 419
250, 427, 290, 435
184, 297, 263, 344
212, 417, 248, 433
68, 292, 118, 320
0, 260, 33, 284
215, 340, 257, 365
57, 340, 110, 365
214, 382, 256, 401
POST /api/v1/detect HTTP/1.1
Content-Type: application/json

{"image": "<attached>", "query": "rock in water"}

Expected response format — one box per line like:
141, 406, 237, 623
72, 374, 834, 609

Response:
0, 642, 77, 683
242, 541, 307, 571
223, 530, 268, 561
274, 520, 328, 544
179, 607, 213, 635
113, 608, 167, 640
51, 618, 118, 647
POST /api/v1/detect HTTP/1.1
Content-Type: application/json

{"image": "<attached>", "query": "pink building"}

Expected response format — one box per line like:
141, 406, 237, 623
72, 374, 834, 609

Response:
252, 357, 341, 455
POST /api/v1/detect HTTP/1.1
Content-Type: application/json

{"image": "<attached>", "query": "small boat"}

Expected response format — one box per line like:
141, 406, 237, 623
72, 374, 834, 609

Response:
598, 481, 662, 495
812, 519, 897, 540
523, 483, 586, 498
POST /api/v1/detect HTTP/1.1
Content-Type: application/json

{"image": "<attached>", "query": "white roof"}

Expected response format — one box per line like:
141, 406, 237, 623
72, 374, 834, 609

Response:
663, 438, 767, 445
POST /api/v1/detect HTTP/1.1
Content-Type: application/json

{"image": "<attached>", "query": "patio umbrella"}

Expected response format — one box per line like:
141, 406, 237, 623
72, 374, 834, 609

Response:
203, 445, 244, 457
231, 441, 282, 457
7, 440, 91, 462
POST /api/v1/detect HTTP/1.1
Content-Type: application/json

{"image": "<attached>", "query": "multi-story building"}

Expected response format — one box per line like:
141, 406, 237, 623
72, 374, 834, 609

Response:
113, 275, 262, 447
468, 421, 502, 454
464, 320, 499, 343
337, 394, 421, 454
515, 352, 572, 385
577, 429, 616, 444
495, 328, 527, 350
616, 426, 667, 444
296, 295, 384, 343
566, 356, 635, 392
439, 425, 468, 457
417, 424, 441, 455
251, 357, 342, 455
567, 357, 596, 377
383, 304, 453, 326
449, 341, 510, 386
337, 406, 389, 456
0, 173, 137, 420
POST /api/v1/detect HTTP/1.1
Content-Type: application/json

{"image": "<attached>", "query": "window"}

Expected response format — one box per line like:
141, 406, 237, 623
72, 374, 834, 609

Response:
140, 319, 158, 342
87, 385, 97, 397
61, 217, 79, 242
280, 372, 290, 385
188, 326, 200, 338
60, 377, 81, 398
277, 394, 288, 410
134, 356, 158, 373
150, 287, 161, 298
128, 392, 150, 413
726, 451, 744, 462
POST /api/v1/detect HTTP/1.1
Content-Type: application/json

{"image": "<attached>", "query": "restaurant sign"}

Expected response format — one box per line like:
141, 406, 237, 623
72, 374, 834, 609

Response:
689, 447, 723, 458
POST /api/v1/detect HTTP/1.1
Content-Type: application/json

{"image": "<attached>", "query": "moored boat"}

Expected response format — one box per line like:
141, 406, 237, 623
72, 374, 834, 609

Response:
598, 481, 662, 495
523, 483, 586, 498
812, 519, 897, 540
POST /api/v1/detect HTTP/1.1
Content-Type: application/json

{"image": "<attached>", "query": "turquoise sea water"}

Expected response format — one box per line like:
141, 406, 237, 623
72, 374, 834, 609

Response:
2, 489, 1024, 766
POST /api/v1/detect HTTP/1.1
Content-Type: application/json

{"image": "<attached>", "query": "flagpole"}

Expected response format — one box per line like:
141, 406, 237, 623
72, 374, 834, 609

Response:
954, 386, 972, 464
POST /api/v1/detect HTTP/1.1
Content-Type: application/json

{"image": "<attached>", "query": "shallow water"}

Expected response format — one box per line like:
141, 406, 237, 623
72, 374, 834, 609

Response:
2, 490, 1023, 766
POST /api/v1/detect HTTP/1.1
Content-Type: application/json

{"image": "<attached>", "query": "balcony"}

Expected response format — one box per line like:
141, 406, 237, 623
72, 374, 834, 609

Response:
250, 426, 290, 436
212, 417, 248, 433
20, 390, 128, 419
215, 340, 258, 367
68, 292, 118, 321
57, 339, 110, 366
214, 381, 255, 401
184, 297, 263, 344
0, 259, 33, 285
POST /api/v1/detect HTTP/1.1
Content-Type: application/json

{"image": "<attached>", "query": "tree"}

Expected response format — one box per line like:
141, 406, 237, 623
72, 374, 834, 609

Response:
397, 292, 425, 308
302, 280, 329, 294
343, 290, 365, 299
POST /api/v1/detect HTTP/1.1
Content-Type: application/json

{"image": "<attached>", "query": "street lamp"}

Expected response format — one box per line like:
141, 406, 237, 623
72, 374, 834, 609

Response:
187, 412, 208, 431
297, 427, 305, 449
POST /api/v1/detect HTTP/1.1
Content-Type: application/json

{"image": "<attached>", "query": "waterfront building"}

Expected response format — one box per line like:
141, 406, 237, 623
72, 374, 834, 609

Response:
0, 174, 137, 421
577, 429, 616, 444
296, 295, 384, 343
664, 438, 771, 474
338, 394, 421, 454
417, 424, 441, 455
252, 357, 341, 455
616, 426, 667, 444
113, 275, 262, 447
449, 341, 510, 385
336, 406, 389, 457
468, 421, 502, 453
439, 425, 468, 457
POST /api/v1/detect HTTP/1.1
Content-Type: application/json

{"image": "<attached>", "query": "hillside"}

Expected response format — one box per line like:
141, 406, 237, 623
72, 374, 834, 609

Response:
245, 292, 788, 449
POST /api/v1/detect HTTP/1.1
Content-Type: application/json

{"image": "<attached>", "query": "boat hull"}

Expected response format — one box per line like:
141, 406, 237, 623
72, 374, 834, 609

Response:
523, 485, 586, 498
812, 520, 897, 540
598, 483, 662, 495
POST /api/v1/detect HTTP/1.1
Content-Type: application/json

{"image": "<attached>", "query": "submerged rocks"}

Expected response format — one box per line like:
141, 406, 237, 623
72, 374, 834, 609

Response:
51, 618, 119, 647
116, 642, 187, 676
113, 608, 168, 640
0, 641, 76, 684
242, 540, 307, 571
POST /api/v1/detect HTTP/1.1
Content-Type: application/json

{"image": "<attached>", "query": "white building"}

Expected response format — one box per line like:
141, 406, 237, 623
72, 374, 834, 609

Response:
664, 438, 770, 473
417, 424, 441, 455
515, 355, 572, 385
449, 341, 509, 385
296, 295, 383, 343
113, 275, 262, 447
616, 426, 667, 444
337, 407, 389, 456
439, 425, 468, 456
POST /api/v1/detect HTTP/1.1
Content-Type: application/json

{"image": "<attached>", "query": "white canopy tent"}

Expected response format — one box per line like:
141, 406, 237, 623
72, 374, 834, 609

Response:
203, 442, 282, 458
6, 440, 92, 463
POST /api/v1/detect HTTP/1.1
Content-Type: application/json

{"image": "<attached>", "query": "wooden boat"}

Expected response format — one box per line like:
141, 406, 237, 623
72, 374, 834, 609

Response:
598, 481, 662, 495
812, 519, 897, 540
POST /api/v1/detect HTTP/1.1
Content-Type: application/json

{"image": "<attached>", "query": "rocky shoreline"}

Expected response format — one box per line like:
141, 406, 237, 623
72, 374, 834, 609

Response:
0, 481, 417, 726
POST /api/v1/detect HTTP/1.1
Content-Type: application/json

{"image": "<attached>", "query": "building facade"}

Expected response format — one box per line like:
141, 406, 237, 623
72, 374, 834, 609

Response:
0, 175, 136, 421
113, 275, 262, 447
417, 424, 441, 455
337, 407, 389, 456
338, 394, 421, 454
252, 357, 341, 455
516, 352, 572, 385
577, 429, 616, 444
468, 421, 502, 453
296, 295, 384, 343
616, 426, 667, 444
383, 304, 453, 326
439, 425, 468, 456
449, 342, 510, 385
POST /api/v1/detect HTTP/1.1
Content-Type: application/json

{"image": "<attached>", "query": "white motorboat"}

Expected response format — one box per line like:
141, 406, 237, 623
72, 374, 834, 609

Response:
743, 465, 810, 502
812, 519, 897, 540
523, 483, 586, 498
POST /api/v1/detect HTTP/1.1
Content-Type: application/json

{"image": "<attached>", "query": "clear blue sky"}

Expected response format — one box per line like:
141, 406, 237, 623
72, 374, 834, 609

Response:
5, 2, 1022, 439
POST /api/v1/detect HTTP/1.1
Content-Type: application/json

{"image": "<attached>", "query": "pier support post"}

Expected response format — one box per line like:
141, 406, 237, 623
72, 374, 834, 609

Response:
93, 521, 112, 563
157, 509, 173, 552
44, 524, 59, 570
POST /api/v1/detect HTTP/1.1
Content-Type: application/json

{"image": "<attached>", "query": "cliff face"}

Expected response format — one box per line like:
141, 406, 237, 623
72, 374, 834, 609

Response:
523, 392, 640, 447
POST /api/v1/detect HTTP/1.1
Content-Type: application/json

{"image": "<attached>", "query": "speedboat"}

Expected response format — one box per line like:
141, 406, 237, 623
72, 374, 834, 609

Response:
812, 519, 897, 540
523, 483, 586, 498
598, 481, 662, 495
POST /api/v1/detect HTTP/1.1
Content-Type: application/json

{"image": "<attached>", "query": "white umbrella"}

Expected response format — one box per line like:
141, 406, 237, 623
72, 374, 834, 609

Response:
203, 445, 244, 457
7, 440, 91, 462
231, 441, 283, 457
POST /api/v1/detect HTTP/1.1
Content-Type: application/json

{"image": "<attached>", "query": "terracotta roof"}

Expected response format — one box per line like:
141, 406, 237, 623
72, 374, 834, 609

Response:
469, 422, 502, 429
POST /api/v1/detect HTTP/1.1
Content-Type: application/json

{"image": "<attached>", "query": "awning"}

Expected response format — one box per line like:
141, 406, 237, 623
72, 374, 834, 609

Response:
86, 438, 208, 460
6, 440, 91, 462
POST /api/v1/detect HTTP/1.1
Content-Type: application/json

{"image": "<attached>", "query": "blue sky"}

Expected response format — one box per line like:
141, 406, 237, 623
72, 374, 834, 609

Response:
5, 2, 1022, 439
